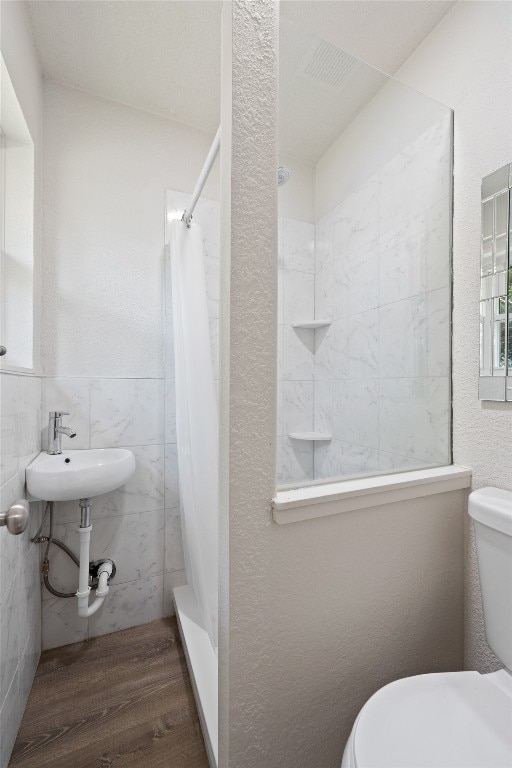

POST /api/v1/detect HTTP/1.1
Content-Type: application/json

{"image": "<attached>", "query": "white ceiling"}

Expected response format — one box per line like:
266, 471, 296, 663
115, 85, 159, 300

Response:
26, 0, 456, 163
280, 1, 456, 76
279, 20, 390, 163
25, 1, 223, 132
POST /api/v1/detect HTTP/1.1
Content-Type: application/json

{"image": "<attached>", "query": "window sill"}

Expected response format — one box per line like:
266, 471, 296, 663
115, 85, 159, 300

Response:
272, 465, 472, 525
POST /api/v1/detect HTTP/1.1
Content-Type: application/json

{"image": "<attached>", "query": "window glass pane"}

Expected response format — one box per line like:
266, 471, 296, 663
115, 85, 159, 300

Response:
494, 320, 506, 369
482, 198, 493, 239
495, 191, 509, 236
481, 238, 493, 276
495, 234, 508, 273
480, 299, 493, 376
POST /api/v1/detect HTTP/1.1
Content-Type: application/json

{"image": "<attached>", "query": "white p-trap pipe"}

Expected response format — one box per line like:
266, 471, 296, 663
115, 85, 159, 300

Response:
76, 525, 113, 618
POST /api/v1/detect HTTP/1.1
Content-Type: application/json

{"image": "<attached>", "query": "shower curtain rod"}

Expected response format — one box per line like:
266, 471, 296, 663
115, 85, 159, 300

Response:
182, 125, 221, 227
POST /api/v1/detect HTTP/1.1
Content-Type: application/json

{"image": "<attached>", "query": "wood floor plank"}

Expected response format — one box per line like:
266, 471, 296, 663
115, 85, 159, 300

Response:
22, 642, 189, 728
12, 677, 196, 765
22, 718, 210, 768
9, 617, 209, 768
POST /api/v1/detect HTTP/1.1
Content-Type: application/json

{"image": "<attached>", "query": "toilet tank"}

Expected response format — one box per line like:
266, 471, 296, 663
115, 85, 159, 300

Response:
468, 487, 512, 672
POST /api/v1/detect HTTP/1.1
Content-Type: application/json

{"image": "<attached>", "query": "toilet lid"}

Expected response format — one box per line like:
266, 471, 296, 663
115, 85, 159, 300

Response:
352, 672, 512, 768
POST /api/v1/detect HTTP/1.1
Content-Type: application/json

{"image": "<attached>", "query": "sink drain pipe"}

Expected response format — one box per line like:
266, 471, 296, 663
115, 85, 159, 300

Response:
77, 498, 113, 618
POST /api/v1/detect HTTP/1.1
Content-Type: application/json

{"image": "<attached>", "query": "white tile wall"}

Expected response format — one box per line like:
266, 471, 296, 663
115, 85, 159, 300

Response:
378, 198, 450, 306
314, 440, 380, 481
283, 270, 314, 325
90, 379, 164, 448
282, 436, 314, 484
378, 377, 451, 464
0, 372, 42, 763
41, 597, 88, 650
88, 575, 164, 639
42, 377, 91, 450
164, 443, 180, 509
314, 325, 333, 382
164, 508, 185, 573
163, 569, 187, 616
378, 287, 450, 379
282, 380, 314, 435
0, 670, 19, 768
282, 218, 315, 273
333, 235, 379, 318
282, 326, 315, 381
1, 375, 20, 486
332, 379, 379, 449
279, 217, 316, 485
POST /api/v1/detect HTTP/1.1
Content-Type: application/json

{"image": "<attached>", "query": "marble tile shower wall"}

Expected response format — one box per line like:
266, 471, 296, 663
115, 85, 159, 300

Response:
313, 116, 452, 481
0, 372, 42, 764
278, 218, 316, 485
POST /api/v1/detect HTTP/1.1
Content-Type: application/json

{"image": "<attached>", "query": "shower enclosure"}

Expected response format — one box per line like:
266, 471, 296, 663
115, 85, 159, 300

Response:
277, 19, 453, 489
164, 185, 221, 767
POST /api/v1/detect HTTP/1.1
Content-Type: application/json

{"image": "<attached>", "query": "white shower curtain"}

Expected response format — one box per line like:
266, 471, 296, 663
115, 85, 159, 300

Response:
170, 219, 218, 649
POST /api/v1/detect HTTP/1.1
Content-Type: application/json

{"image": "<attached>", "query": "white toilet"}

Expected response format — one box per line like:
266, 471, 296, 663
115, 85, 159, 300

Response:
341, 487, 512, 768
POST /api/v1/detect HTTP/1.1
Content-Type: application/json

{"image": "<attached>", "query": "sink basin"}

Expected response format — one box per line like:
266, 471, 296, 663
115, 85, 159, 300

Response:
26, 449, 136, 502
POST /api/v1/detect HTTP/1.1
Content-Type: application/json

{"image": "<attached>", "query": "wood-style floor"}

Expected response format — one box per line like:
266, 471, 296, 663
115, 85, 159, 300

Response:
9, 617, 209, 768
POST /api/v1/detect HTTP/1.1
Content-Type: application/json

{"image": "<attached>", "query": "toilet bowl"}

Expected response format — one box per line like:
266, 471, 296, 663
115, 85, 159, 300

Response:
341, 487, 512, 768
341, 669, 512, 767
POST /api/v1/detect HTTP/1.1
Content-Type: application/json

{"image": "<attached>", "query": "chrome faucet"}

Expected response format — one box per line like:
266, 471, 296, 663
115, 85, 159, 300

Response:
48, 411, 77, 455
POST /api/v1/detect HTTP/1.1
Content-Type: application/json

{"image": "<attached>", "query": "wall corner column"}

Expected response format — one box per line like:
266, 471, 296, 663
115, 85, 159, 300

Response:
219, 0, 279, 765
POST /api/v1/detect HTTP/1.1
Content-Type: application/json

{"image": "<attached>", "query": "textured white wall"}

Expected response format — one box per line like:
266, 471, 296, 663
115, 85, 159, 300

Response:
220, 1, 278, 765
395, 0, 512, 673
223, 3, 465, 767
41, 81, 219, 378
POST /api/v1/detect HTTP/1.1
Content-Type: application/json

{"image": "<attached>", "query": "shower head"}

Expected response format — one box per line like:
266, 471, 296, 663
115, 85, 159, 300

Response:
278, 166, 290, 186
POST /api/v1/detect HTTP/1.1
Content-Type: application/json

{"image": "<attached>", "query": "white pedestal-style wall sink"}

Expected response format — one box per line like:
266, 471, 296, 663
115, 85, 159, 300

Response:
26, 449, 136, 501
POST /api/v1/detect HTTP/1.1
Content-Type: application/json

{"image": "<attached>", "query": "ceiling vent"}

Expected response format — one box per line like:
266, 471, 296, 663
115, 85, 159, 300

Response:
299, 38, 359, 92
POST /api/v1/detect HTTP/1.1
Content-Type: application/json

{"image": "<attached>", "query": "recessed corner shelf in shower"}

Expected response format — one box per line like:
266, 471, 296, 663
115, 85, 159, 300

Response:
289, 432, 332, 441
292, 320, 331, 330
